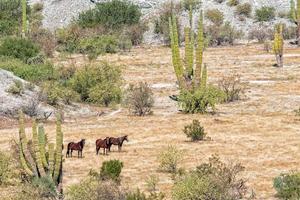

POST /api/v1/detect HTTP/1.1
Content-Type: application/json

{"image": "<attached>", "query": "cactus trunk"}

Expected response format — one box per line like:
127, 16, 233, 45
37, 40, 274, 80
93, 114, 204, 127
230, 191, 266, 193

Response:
194, 10, 204, 89
19, 142, 33, 176
48, 143, 55, 178
32, 120, 46, 177
184, 27, 194, 77
53, 114, 63, 184
200, 64, 207, 90
273, 24, 284, 67
38, 125, 48, 169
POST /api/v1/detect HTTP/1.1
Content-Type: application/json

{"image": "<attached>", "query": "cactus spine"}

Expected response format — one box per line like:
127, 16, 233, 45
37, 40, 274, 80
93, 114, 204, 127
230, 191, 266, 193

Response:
273, 24, 284, 68
18, 111, 63, 190
54, 113, 63, 184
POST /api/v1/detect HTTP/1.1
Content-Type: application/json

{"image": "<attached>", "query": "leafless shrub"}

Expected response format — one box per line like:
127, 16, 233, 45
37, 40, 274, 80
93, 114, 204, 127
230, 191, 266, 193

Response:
248, 26, 272, 43
22, 96, 40, 117
218, 74, 246, 102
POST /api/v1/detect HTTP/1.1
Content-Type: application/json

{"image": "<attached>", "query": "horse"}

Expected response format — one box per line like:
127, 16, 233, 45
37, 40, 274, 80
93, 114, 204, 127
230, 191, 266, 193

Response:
108, 135, 128, 152
96, 137, 110, 155
66, 139, 86, 158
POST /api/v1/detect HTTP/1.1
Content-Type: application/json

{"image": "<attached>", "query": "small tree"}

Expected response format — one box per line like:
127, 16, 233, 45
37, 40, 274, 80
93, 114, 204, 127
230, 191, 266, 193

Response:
273, 24, 284, 67
184, 120, 206, 141
158, 145, 183, 174
124, 82, 154, 116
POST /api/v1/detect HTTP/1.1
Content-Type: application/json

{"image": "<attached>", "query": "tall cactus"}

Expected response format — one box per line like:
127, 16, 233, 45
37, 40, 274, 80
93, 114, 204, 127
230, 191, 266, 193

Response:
17, 111, 63, 190
194, 10, 204, 88
54, 113, 63, 184
273, 24, 284, 68
21, 0, 27, 37
290, 0, 300, 46
184, 27, 194, 77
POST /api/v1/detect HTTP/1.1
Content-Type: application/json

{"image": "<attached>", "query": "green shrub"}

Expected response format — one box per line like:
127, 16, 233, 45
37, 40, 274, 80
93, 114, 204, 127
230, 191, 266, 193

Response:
0, 151, 15, 185
235, 3, 252, 17
205, 9, 224, 26
122, 23, 148, 45
56, 24, 82, 53
42, 82, 62, 106
31, 177, 57, 198
227, 0, 239, 7
123, 82, 154, 116
184, 120, 206, 141
172, 155, 247, 200
0, 37, 40, 62
100, 160, 123, 182
255, 6, 276, 22
78, 35, 119, 59
158, 145, 183, 174
6, 80, 24, 95
178, 86, 224, 113
274, 172, 300, 199
66, 178, 126, 200
70, 63, 122, 106
0, 57, 56, 83
77, 0, 141, 29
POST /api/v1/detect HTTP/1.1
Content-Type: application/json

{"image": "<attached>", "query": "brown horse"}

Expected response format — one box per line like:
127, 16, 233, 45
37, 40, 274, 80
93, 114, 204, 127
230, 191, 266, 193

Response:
96, 137, 110, 155
66, 139, 86, 158
108, 135, 128, 152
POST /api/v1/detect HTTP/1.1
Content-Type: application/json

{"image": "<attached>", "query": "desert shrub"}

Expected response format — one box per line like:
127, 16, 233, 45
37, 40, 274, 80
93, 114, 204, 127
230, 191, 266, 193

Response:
70, 63, 122, 106
158, 145, 183, 174
172, 155, 247, 200
100, 160, 124, 182
205, 9, 224, 26
77, 0, 141, 29
122, 22, 148, 45
124, 82, 154, 116
118, 34, 133, 52
295, 107, 300, 116
31, 29, 57, 57
31, 177, 57, 198
255, 6, 276, 22
227, 0, 239, 7
264, 40, 272, 52
41, 82, 62, 106
178, 86, 224, 113
56, 24, 82, 53
154, 1, 182, 44
184, 120, 206, 141
248, 26, 273, 43
66, 178, 126, 200
0, 37, 40, 62
6, 80, 24, 95
0, 57, 56, 83
218, 73, 245, 102
206, 22, 243, 46
78, 35, 119, 59
22, 96, 40, 117
182, 0, 201, 10
282, 24, 297, 40
214, 0, 225, 3
13, 183, 56, 200
0, 151, 16, 185
126, 189, 147, 200
235, 3, 252, 17
274, 172, 300, 199
61, 88, 80, 105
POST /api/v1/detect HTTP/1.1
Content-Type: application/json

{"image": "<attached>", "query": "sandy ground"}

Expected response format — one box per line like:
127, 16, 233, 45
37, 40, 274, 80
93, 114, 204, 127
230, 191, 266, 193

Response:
1, 44, 300, 199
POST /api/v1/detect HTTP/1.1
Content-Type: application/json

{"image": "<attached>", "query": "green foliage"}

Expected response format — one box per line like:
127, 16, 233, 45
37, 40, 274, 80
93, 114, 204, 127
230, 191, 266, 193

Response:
205, 9, 224, 26
0, 57, 56, 83
124, 82, 154, 116
178, 86, 224, 114
182, 0, 201, 10
235, 3, 252, 17
56, 24, 81, 53
0, 151, 16, 185
77, 0, 141, 29
172, 155, 247, 200
42, 82, 63, 106
227, 0, 239, 7
31, 176, 57, 198
6, 80, 24, 95
255, 6, 276, 22
274, 172, 300, 199
0, 37, 40, 63
158, 145, 183, 174
183, 120, 206, 141
100, 160, 124, 182
70, 63, 122, 106
79, 35, 118, 59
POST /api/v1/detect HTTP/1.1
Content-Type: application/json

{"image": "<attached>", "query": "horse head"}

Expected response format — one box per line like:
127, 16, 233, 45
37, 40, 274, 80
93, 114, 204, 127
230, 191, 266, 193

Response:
81, 139, 86, 147
105, 137, 110, 146
124, 135, 129, 142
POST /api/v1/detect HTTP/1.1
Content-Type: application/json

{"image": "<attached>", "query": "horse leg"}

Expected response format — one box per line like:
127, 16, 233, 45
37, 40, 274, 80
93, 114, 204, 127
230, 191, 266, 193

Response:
71, 150, 73, 157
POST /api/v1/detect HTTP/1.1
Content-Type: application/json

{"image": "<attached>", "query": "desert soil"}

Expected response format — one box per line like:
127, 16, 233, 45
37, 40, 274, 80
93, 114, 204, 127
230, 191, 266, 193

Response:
1, 44, 300, 199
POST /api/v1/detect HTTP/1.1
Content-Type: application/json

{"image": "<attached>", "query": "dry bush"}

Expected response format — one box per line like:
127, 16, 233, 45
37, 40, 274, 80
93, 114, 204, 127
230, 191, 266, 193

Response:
227, 0, 239, 7
218, 73, 245, 102
183, 120, 206, 141
6, 80, 24, 95
22, 96, 40, 117
235, 3, 252, 18
172, 155, 248, 200
124, 82, 154, 116
248, 26, 273, 43
31, 29, 57, 57
205, 9, 224, 26
158, 145, 183, 174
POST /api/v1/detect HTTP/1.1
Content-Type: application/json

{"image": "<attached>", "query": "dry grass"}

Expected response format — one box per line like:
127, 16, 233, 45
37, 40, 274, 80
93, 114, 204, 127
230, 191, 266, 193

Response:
1, 44, 300, 199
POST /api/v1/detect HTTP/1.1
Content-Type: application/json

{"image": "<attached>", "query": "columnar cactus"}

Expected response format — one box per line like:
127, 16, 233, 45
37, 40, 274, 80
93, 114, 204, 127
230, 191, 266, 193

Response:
289, 0, 300, 46
273, 24, 284, 67
17, 111, 63, 190
194, 10, 204, 88
184, 27, 194, 77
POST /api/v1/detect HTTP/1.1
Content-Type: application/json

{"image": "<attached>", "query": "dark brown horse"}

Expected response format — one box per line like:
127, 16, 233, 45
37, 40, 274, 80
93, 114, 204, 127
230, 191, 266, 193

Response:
66, 139, 86, 158
96, 137, 110, 155
108, 135, 128, 152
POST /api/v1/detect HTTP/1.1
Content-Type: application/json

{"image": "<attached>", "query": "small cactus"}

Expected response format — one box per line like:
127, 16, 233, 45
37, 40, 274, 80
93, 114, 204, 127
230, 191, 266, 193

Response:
273, 24, 284, 67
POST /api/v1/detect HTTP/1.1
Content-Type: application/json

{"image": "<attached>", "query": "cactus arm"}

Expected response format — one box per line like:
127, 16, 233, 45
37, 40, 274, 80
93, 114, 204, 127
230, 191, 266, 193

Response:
184, 27, 194, 78
32, 120, 46, 177
53, 114, 63, 184
194, 10, 204, 89
19, 142, 33, 176
48, 143, 55, 178
38, 124, 48, 169
200, 64, 207, 89
18, 110, 37, 176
